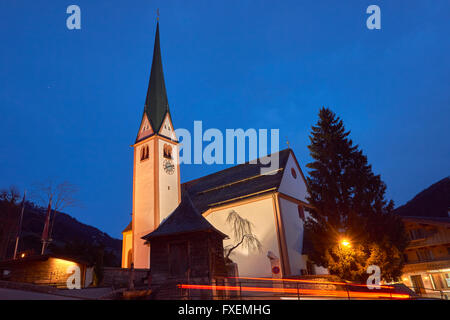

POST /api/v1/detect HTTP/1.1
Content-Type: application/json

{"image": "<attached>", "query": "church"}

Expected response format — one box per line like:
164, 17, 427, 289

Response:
121, 22, 318, 278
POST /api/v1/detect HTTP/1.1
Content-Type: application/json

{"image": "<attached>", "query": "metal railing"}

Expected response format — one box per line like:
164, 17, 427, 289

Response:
177, 278, 412, 300
407, 286, 449, 300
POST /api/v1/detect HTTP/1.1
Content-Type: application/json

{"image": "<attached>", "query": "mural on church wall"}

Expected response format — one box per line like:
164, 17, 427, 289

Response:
205, 197, 283, 277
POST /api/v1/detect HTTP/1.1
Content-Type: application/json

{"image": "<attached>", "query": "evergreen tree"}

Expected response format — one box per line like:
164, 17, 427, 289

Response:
304, 107, 408, 282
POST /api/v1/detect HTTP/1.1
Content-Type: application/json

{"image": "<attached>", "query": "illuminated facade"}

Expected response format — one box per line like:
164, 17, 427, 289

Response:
0, 254, 92, 288
122, 22, 180, 269
122, 23, 314, 277
401, 216, 450, 298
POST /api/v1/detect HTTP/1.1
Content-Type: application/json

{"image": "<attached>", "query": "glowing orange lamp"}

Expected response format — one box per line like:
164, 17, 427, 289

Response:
341, 239, 351, 248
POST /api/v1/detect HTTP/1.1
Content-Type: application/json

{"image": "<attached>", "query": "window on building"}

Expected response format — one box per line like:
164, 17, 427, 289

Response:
163, 144, 172, 159
291, 168, 297, 179
409, 228, 426, 240
416, 248, 433, 262
298, 205, 305, 221
141, 145, 149, 161
431, 273, 450, 290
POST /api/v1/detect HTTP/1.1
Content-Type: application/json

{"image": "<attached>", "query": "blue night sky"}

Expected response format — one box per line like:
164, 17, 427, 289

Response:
0, 1, 449, 238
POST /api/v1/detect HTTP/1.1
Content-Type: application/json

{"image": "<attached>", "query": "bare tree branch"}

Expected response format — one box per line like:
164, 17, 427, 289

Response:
30, 180, 80, 212
30, 180, 80, 254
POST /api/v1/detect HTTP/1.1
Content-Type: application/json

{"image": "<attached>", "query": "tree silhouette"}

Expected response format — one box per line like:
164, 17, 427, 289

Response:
30, 180, 80, 254
304, 107, 408, 282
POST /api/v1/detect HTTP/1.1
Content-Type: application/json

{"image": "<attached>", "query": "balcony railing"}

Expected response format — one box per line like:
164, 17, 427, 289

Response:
403, 258, 450, 273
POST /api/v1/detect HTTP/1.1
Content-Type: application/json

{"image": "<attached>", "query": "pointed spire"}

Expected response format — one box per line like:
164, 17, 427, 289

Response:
143, 21, 170, 134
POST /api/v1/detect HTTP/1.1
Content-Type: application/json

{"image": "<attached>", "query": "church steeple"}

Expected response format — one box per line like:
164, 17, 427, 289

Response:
141, 22, 171, 138
128, 20, 181, 269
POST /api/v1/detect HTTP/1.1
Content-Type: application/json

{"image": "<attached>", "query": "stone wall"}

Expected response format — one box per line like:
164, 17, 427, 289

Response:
103, 267, 149, 288
0, 257, 86, 289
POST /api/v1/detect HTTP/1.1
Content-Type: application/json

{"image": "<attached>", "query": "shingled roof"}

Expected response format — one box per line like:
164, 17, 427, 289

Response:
122, 221, 132, 233
401, 216, 450, 227
182, 148, 292, 213
124, 149, 294, 233
142, 193, 227, 241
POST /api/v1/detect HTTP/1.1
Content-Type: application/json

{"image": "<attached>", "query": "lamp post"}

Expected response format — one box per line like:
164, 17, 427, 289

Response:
341, 239, 351, 248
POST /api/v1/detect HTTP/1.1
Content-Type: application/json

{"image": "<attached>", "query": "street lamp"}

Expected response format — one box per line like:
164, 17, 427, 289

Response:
341, 239, 351, 248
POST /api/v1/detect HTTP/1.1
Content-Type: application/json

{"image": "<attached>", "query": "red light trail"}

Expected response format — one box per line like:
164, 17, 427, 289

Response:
229, 276, 395, 289
178, 280, 410, 300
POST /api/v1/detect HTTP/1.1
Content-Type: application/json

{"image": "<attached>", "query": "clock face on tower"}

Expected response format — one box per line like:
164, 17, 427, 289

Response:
163, 159, 175, 175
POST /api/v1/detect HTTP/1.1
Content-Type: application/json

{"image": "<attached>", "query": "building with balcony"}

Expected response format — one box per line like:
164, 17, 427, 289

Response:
401, 216, 450, 297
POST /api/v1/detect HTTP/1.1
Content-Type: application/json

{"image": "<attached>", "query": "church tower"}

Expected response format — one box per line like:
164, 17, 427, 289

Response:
125, 22, 181, 269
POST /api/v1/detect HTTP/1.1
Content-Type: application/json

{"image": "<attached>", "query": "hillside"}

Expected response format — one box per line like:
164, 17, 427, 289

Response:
0, 201, 121, 266
394, 176, 450, 218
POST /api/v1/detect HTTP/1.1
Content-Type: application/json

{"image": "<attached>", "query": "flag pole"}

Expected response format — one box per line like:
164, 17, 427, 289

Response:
41, 196, 52, 255
13, 190, 26, 260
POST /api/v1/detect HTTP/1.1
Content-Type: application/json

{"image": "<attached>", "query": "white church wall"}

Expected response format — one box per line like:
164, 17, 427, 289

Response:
205, 196, 280, 277
299, 212, 330, 276
278, 197, 306, 275
300, 254, 308, 270
158, 139, 180, 223
278, 153, 308, 202
133, 140, 156, 269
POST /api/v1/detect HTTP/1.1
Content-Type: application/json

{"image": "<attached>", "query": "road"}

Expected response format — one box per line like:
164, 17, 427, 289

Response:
0, 287, 79, 300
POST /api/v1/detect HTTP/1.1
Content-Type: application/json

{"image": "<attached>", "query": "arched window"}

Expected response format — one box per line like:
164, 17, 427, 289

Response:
291, 168, 297, 179
141, 145, 149, 161
127, 249, 133, 269
163, 144, 172, 159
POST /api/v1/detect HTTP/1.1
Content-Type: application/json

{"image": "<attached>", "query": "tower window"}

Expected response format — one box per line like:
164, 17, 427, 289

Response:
163, 144, 172, 159
291, 168, 297, 179
142, 123, 150, 132
141, 145, 149, 161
